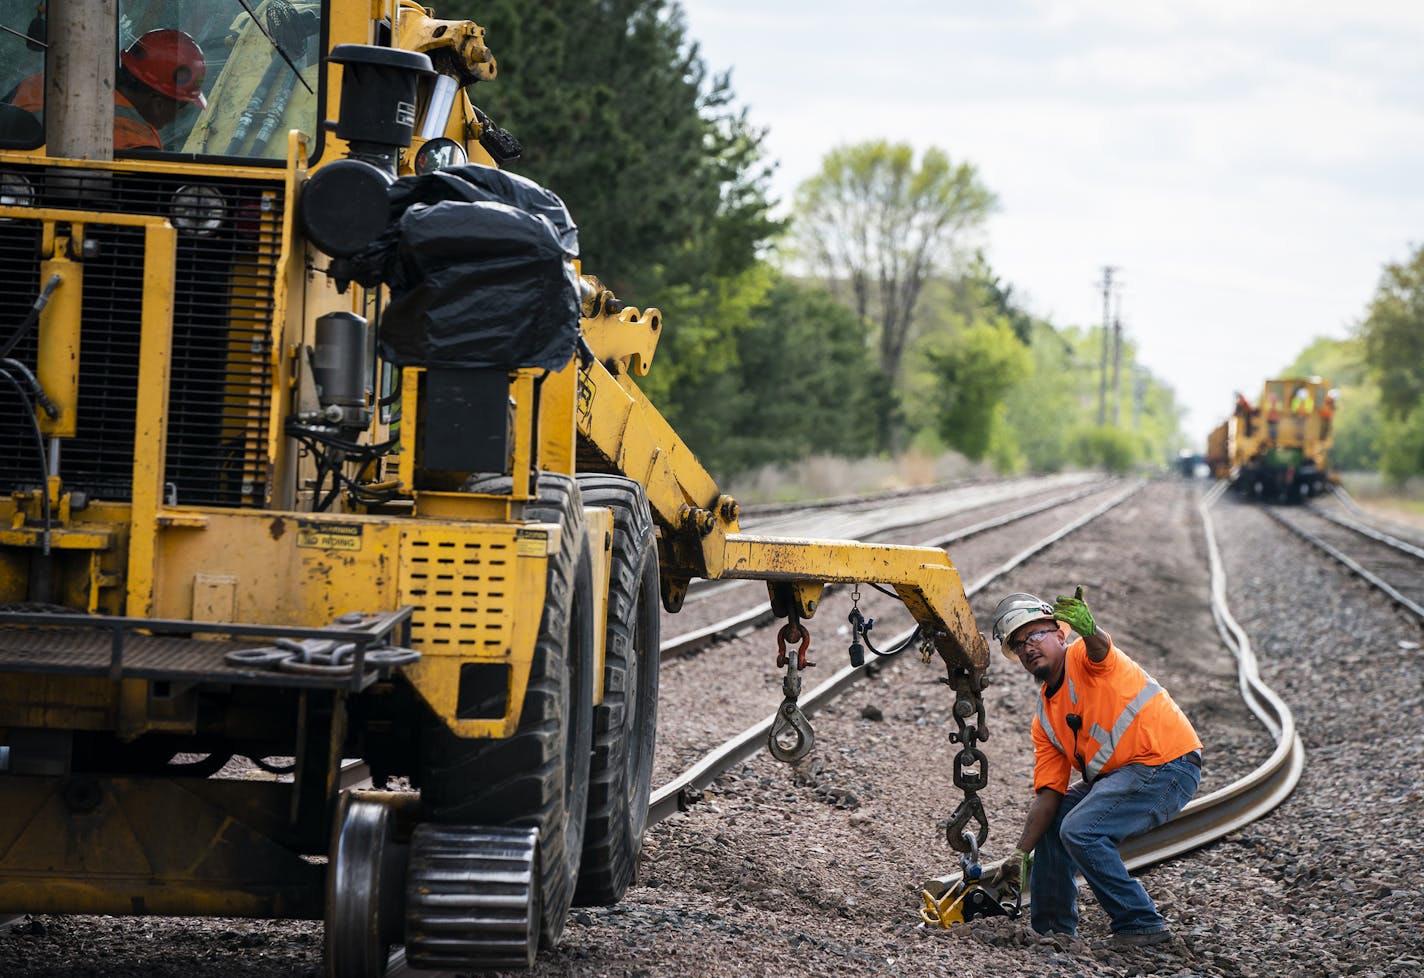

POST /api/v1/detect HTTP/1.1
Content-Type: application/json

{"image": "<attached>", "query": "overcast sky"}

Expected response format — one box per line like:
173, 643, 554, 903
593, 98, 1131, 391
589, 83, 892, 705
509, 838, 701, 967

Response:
679, 0, 1424, 444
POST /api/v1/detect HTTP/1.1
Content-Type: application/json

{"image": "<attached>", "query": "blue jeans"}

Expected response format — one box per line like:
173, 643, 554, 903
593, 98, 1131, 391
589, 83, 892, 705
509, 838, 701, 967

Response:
1030, 755, 1201, 936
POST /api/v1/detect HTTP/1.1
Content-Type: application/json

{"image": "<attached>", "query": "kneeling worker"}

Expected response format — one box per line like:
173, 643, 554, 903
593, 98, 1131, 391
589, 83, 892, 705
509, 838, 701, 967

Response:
989, 587, 1201, 947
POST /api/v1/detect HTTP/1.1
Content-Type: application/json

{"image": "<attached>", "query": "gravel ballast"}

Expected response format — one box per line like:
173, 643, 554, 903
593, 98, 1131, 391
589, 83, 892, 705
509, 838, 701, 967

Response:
4, 479, 1422, 977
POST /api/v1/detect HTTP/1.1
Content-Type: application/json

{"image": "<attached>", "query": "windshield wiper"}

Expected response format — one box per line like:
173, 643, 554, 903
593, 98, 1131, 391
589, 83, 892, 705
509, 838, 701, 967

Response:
0, 20, 45, 49
235, 0, 314, 95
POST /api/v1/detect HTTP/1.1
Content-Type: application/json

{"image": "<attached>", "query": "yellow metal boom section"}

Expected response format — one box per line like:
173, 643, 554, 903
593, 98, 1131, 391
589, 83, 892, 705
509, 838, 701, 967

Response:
575, 296, 989, 675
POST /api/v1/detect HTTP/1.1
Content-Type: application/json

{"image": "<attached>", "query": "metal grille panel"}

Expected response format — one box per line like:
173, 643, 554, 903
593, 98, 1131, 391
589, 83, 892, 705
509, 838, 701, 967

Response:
400, 532, 514, 652
0, 163, 282, 507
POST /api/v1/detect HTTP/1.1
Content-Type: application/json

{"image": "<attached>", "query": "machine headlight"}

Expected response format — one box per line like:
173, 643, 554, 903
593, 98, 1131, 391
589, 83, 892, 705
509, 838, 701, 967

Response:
0, 173, 35, 211
170, 184, 226, 235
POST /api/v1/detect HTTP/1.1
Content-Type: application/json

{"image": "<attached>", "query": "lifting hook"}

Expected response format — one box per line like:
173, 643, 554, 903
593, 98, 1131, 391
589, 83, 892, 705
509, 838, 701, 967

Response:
768, 616, 815, 763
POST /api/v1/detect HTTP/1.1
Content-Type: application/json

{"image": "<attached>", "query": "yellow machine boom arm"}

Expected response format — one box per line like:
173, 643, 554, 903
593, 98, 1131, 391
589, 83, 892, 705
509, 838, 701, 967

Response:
574, 292, 989, 676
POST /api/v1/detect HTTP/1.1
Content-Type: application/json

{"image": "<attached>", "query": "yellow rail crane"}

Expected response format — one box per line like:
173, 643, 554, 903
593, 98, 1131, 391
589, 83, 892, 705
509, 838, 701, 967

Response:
0, 1, 995, 972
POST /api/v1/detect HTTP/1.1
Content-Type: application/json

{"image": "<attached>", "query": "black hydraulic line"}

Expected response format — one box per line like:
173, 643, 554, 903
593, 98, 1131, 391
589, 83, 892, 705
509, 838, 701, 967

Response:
0, 367, 52, 555
226, 56, 286, 155
0, 273, 63, 359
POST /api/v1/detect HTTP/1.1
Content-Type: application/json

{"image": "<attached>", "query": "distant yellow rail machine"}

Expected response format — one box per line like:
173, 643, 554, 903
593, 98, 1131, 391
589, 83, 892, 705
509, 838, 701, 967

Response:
1206, 377, 1336, 501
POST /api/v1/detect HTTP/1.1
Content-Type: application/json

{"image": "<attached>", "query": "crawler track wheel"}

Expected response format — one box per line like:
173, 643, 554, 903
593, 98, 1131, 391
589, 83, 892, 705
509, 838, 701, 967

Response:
420, 473, 595, 950
326, 797, 401, 978
574, 474, 660, 906
404, 824, 541, 971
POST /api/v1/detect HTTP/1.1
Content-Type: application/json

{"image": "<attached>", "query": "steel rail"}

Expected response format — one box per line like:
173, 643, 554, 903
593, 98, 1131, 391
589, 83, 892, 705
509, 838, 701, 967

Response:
660, 478, 1120, 660
1119, 481, 1303, 868
1329, 485, 1424, 550
1264, 504, 1424, 623
1320, 488, 1424, 560
649, 480, 1146, 824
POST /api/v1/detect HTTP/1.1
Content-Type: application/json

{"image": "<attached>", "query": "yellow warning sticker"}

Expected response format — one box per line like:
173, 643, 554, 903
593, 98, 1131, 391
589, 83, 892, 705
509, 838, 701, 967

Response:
296, 522, 363, 551
516, 528, 550, 557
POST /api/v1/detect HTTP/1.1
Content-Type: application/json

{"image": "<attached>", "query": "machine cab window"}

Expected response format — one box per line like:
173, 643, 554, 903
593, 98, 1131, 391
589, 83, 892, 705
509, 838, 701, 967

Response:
0, 0, 324, 161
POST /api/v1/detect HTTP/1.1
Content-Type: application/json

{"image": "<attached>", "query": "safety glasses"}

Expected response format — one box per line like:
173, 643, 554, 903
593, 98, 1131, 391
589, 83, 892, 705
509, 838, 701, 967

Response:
1009, 626, 1058, 655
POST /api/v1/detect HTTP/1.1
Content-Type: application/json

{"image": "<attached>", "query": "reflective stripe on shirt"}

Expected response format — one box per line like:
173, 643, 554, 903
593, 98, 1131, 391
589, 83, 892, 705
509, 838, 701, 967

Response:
1035, 697, 1067, 756
1084, 680, 1163, 779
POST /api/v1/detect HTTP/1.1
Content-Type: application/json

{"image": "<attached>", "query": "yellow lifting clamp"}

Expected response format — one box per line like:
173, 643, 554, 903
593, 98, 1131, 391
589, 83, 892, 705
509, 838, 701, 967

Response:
919, 833, 1021, 928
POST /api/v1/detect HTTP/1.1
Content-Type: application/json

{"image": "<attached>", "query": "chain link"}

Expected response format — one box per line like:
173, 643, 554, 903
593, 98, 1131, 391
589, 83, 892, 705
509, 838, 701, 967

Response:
943, 663, 991, 852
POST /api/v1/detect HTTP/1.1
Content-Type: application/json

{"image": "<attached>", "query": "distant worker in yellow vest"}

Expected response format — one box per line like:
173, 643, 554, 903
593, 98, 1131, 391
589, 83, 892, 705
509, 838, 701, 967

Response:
986, 588, 1201, 948
7, 29, 207, 150
1290, 386, 1311, 439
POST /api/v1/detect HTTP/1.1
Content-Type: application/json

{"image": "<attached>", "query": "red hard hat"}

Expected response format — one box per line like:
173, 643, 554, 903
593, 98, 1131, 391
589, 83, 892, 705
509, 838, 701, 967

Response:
121, 29, 208, 110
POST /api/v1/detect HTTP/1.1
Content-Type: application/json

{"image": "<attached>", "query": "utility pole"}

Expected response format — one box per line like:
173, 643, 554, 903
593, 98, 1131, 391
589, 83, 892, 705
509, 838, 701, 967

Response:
1095, 266, 1116, 426
1110, 292, 1123, 427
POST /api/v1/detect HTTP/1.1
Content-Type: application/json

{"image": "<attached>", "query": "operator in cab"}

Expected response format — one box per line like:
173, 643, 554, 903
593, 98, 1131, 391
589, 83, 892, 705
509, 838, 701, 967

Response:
5, 28, 207, 150
988, 587, 1202, 948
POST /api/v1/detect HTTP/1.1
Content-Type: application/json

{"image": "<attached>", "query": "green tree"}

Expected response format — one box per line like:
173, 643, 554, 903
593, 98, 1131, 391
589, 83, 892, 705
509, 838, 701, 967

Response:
639, 269, 885, 477
1359, 245, 1424, 421
443, 0, 779, 294
1070, 426, 1140, 475
993, 319, 1184, 474
793, 141, 997, 391
1378, 408, 1424, 484
925, 320, 1029, 462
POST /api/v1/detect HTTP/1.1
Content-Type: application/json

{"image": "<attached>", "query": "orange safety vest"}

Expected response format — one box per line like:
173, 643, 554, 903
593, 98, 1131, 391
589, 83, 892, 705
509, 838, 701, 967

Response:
1031, 637, 1201, 794
9, 74, 162, 150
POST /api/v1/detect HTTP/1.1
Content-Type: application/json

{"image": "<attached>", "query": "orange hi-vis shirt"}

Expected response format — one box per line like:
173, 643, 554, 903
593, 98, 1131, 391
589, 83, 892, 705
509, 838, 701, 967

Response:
9, 74, 162, 150
1031, 636, 1201, 794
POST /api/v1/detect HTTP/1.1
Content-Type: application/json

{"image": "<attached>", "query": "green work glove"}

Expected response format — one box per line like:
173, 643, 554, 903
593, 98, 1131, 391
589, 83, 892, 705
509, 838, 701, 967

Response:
989, 848, 1030, 891
1053, 585, 1096, 637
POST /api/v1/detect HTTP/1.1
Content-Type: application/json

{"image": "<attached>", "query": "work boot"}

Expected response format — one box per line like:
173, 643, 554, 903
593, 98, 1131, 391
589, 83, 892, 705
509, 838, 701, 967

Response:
1110, 928, 1172, 948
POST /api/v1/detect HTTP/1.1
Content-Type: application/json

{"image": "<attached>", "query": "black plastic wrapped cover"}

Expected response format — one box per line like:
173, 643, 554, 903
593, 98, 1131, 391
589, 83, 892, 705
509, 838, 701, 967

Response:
352, 165, 581, 372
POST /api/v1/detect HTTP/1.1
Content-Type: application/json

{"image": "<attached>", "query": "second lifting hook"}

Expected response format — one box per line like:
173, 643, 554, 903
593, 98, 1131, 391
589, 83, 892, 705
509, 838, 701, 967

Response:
769, 618, 815, 763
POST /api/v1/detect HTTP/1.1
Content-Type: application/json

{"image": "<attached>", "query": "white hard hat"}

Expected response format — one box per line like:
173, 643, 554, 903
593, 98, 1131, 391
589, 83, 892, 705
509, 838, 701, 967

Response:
990, 592, 1055, 650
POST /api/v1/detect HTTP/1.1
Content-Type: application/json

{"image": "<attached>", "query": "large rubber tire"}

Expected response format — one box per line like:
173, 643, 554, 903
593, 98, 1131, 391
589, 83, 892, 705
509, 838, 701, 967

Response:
418, 473, 595, 951
573, 475, 661, 906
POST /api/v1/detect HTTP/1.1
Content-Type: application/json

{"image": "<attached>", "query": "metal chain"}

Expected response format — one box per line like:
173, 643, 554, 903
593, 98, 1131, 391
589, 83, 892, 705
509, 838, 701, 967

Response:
942, 663, 991, 852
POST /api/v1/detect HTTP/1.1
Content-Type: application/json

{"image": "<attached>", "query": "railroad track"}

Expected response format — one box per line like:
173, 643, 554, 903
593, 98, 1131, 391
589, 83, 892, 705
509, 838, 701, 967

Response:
1261, 488, 1424, 622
